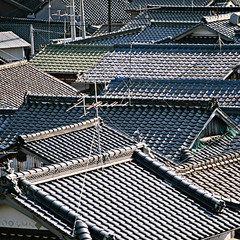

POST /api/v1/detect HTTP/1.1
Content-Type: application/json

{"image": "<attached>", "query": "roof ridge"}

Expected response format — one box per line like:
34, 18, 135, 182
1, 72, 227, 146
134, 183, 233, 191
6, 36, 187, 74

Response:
176, 148, 240, 174
133, 150, 225, 213
19, 179, 114, 240
203, 12, 238, 23
113, 43, 240, 49
25, 94, 83, 104
0, 60, 27, 70
12, 143, 145, 184
72, 27, 143, 43
91, 96, 218, 109
19, 118, 102, 143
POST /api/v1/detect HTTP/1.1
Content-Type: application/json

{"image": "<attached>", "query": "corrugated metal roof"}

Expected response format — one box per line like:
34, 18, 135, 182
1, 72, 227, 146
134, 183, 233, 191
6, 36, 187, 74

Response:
0, 31, 30, 49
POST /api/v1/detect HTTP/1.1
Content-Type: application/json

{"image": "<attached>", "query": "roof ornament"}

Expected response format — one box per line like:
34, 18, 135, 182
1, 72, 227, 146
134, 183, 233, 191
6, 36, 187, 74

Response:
133, 128, 143, 142
208, 98, 219, 111
0, 159, 21, 195
1, 159, 14, 175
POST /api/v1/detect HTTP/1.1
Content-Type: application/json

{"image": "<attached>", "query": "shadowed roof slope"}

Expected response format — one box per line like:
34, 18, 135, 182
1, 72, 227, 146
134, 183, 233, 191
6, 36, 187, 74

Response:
0, 61, 78, 108
126, 0, 212, 11
61, 0, 131, 25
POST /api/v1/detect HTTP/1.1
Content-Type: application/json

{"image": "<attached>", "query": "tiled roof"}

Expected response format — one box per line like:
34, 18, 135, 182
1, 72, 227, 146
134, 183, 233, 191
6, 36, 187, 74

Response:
0, 110, 15, 148
173, 12, 240, 43
92, 24, 125, 36
18, 118, 137, 164
206, 19, 240, 42
77, 44, 240, 83
0, 17, 65, 51
102, 78, 240, 107
61, 0, 131, 25
75, 22, 193, 45
0, 0, 48, 18
2, 149, 240, 239
126, 0, 212, 11
122, 7, 240, 30
1, 95, 230, 164
0, 61, 78, 108
122, 9, 203, 30
30, 44, 112, 74
173, 130, 240, 203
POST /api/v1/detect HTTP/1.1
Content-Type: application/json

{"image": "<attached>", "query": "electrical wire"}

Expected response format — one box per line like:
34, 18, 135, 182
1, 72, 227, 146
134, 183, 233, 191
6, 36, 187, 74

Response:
72, 130, 96, 236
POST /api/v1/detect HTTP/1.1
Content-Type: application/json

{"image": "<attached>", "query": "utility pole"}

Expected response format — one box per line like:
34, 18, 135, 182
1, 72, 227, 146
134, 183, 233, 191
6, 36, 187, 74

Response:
108, 0, 112, 32
70, 0, 76, 40
30, 24, 34, 56
80, 0, 86, 39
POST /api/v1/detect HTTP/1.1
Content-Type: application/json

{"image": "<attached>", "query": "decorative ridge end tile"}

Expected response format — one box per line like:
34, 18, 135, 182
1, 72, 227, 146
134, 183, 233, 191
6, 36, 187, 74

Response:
19, 118, 102, 143
12, 143, 144, 184
0, 60, 27, 70
134, 150, 226, 213
19, 179, 112, 240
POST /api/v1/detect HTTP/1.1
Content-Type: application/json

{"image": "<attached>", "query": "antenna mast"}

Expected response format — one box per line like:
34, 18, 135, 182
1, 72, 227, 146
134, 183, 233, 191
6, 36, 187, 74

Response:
80, 0, 86, 39
108, 0, 112, 32
70, 0, 76, 40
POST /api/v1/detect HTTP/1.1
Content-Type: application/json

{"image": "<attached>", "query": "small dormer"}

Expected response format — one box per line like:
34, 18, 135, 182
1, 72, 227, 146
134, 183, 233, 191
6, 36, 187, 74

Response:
190, 109, 238, 152
230, 12, 240, 26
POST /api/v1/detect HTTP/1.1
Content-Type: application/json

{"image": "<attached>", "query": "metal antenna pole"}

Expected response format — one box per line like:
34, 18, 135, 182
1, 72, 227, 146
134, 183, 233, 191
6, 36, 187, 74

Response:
70, 0, 76, 40
108, 0, 112, 32
80, 0, 86, 39
30, 24, 35, 56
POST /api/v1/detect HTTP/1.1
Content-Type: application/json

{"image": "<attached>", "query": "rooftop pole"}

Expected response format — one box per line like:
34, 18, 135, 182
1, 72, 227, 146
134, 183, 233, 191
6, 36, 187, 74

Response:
80, 0, 86, 39
70, 0, 76, 40
108, 0, 112, 32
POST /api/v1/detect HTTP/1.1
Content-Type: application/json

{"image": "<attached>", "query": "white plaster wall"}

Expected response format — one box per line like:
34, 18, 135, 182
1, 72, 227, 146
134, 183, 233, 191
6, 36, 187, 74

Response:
0, 47, 25, 61
0, 204, 47, 230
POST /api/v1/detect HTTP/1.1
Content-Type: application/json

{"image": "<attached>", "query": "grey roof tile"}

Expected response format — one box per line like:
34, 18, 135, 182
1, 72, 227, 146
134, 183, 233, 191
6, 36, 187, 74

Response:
0, 95, 224, 164
2, 149, 240, 239
19, 118, 137, 164
126, 0, 212, 11
61, 0, 131, 25
78, 44, 240, 83
0, 61, 78, 108
102, 78, 240, 106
